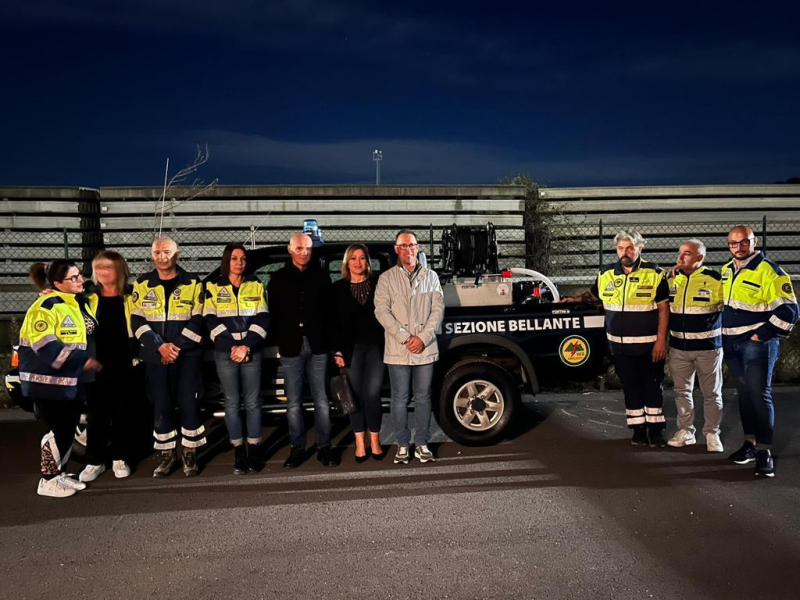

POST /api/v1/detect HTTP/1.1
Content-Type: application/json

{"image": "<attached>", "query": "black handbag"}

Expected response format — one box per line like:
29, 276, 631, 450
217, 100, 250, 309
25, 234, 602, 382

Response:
330, 367, 358, 415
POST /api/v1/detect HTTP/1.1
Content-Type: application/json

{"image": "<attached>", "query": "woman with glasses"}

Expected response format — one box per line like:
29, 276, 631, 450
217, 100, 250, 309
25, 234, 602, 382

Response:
332, 244, 386, 462
20, 261, 102, 498
78, 251, 137, 483
204, 243, 270, 474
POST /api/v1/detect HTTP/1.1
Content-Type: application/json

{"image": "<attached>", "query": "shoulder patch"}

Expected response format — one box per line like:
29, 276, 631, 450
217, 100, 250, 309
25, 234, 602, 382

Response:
34, 320, 48, 333
782, 283, 793, 294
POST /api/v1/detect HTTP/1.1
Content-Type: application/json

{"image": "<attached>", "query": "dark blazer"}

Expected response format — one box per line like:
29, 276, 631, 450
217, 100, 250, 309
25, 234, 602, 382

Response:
331, 275, 384, 366
267, 261, 333, 357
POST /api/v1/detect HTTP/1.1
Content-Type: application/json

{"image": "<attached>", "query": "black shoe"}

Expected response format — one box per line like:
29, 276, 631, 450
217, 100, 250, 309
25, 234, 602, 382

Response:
372, 447, 386, 461
317, 446, 340, 467
153, 450, 177, 478
729, 441, 757, 464
631, 427, 648, 446
246, 444, 261, 473
233, 445, 248, 475
355, 451, 370, 464
648, 428, 666, 448
182, 450, 199, 477
283, 446, 305, 469
755, 449, 775, 477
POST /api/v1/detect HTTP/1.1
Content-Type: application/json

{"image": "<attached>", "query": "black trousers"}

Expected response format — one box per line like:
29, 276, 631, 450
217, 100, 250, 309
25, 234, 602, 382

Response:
86, 369, 134, 464
34, 395, 81, 478
346, 343, 385, 434
613, 354, 666, 430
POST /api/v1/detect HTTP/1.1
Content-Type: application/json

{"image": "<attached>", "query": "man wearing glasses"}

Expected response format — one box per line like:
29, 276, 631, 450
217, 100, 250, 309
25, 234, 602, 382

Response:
375, 229, 444, 465
722, 225, 798, 477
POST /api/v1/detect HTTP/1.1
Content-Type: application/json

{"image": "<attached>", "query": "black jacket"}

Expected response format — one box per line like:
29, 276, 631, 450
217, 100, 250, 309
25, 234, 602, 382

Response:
331, 275, 384, 366
267, 261, 333, 357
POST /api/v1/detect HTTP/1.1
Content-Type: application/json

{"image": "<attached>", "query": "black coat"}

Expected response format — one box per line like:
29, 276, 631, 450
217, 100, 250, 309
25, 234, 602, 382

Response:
331, 275, 384, 366
267, 261, 333, 357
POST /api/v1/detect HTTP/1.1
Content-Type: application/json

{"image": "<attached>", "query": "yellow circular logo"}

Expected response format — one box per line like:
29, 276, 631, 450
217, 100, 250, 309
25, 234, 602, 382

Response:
34, 320, 48, 333
560, 335, 590, 366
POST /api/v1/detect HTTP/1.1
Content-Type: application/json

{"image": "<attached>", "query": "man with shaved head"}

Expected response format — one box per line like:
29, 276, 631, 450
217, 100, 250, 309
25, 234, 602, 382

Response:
722, 225, 798, 477
131, 237, 205, 477
267, 233, 338, 468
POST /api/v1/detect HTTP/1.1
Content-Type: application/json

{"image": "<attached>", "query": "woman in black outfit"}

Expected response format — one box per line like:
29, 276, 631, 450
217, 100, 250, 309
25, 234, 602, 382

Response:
333, 244, 386, 462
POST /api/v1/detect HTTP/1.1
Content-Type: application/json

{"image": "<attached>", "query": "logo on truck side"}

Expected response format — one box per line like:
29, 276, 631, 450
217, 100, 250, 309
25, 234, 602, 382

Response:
559, 335, 590, 366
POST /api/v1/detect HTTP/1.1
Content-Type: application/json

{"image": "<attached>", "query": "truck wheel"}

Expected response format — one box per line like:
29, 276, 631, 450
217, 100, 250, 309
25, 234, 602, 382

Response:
439, 360, 519, 446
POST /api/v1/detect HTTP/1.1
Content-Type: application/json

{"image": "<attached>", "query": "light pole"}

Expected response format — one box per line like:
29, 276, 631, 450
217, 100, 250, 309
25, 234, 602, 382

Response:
372, 149, 382, 185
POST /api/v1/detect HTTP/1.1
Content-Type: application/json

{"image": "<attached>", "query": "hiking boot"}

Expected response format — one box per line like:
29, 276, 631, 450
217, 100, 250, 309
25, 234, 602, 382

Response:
233, 445, 248, 475
79, 463, 106, 483
630, 427, 648, 446
705, 433, 724, 453
394, 446, 410, 464
37, 475, 78, 498
667, 429, 696, 448
414, 444, 435, 463
112, 460, 131, 478
182, 450, 199, 477
153, 450, 177, 478
755, 449, 775, 478
729, 441, 757, 464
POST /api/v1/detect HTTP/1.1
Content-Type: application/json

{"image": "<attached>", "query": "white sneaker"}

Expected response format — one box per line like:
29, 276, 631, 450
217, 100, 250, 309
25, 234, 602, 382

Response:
414, 444, 436, 463
706, 433, 724, 453
667, 429, 696, 448
37, 475, 77, 498
79, 464, 106, 483
112, 460, 131, 478
60, 474, 87, 491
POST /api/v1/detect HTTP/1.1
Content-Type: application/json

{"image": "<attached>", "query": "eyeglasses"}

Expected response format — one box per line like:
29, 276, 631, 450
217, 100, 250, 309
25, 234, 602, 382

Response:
728, 239, 753, 248
395, 244, 419, 250
62, 274, 83, 283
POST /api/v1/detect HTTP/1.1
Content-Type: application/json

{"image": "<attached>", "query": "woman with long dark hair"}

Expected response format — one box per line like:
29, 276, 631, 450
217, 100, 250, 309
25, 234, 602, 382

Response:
332, 244, 386, 462
204, 243, 270, 474
78, 250, 137, 483
21, 261, 101, 497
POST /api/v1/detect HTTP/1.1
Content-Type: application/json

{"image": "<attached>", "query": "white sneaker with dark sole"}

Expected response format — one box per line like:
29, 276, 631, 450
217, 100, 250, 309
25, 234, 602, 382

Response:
394, 446, 410, 465
414, 445, 436, 463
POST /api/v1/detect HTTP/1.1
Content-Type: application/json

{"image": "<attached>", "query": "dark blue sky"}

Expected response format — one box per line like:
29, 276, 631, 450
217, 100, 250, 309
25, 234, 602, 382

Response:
2, 0, 799, 187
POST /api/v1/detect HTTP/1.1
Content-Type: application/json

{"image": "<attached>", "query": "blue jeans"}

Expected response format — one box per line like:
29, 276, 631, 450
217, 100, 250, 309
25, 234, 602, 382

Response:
215, 351, 263, 445
280, 337, 331, 449
387, 363, 435, 447
724, 338, 780, 445
346, 344, 385, 433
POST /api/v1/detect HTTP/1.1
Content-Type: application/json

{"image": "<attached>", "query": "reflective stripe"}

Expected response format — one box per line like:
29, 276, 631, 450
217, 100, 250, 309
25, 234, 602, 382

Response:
203, 306, 218, 316
19, 372, 78, 386
209, 324, 227, 341
607, 333, 658, 344
191, 306, 203, 317
603, 303, 657, 312
181, 425, 205, 437
722, 323, 762, 336
669, 305, 721, 315
215, 310, 241, 318
770, 296, 798, 310
19, 337, 31, 347
51, 346, 74, 369
256, 307, 268, 315
249, 324, 268, 339
724, 298, 770, 312
167, 313, 192, 321
154, 429, 177, 441
626, 409, 644, 416
644, 407, 663, 415
181, 328, 202, 343
769, 314, 795, 332
135, 325, 152, 339
140, 313, 166, 322
238, 308, 257, 317
31, 335, 58, 352
627, 416, 646, 425
232, 332, 246, 341
669, 328, 722, 340
181, 438, 207, 449
646, 414, 666, 423
154, 441, 177, 450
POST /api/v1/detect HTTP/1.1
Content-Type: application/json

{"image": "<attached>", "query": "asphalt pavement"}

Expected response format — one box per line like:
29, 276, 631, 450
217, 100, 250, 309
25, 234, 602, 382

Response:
1, 387, 799, 600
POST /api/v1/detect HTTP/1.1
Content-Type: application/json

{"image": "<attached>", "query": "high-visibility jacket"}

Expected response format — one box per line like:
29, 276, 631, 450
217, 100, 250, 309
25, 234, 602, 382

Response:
667, 266, 723, 351
590, 258, 669, 355
131, 266, 204, 364
203, 274, 270, 352
18, 291, 97, 401
721, 252, 798, 343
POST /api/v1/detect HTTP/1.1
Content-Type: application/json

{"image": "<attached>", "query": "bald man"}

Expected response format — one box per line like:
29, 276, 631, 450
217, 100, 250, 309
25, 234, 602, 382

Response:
267, 233, 338, 468
131, 237, 205, 477
722, 225, 798, 477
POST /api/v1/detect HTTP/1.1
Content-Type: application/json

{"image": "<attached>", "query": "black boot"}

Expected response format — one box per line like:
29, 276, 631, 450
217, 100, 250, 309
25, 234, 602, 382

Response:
631, 426, 648, 446
648, 425, 666, 448
246, 444, 261, 473
233, 445, 248, 475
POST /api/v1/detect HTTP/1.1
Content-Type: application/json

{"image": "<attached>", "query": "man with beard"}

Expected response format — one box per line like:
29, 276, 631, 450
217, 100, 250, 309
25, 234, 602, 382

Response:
562, 230, 670, 447
722, 225, 798, 477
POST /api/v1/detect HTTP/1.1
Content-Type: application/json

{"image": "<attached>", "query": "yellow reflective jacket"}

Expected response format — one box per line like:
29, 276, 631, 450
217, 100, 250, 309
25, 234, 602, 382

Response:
19, 291, 96, 400
203, 275, 270, 352
667, 266, 723, 351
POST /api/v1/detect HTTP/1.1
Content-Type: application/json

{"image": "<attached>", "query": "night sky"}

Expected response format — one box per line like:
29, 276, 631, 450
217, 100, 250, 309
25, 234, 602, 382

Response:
2, 1, 799, 187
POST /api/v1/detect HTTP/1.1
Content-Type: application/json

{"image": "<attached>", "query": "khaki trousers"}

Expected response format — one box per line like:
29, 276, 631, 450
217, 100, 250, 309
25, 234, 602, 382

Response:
668, 348, 723, 435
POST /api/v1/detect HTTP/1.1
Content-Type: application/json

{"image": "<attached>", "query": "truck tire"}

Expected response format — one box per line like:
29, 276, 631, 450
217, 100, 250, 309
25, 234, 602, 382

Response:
439, 359, 519, 446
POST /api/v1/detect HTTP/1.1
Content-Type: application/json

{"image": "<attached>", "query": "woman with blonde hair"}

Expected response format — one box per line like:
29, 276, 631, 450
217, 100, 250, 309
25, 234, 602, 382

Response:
77, 250, 137, 483
332, 244, 386, 462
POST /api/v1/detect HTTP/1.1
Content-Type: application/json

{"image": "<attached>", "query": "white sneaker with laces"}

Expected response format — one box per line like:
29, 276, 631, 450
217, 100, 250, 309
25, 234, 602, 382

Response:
667, 429, 696, 448
113, 460, 131, 478
79, 464, 106, 483
60, 474, 87, 491
414, 444, 436, 463
37, 475, 77, 498
705, 433, 724, 453
394, 446, 410, 465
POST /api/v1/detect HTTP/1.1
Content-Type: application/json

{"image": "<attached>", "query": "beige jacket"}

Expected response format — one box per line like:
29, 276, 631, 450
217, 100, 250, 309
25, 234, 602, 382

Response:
374, 264, 444, 365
